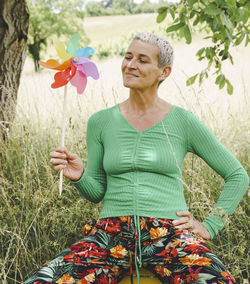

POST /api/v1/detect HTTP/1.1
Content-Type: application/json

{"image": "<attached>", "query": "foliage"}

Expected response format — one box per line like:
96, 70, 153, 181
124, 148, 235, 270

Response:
85, 0, 168, 17
85, 1, 107, 16
27, 0, 88, 71
113, 0, 135, 13
157, 0, 250, 94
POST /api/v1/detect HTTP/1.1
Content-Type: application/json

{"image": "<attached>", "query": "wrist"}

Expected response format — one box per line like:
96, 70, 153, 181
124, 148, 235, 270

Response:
71, 168, 84, 182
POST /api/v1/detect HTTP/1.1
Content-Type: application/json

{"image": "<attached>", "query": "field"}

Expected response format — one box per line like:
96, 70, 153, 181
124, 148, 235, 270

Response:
0, 13, 249, 283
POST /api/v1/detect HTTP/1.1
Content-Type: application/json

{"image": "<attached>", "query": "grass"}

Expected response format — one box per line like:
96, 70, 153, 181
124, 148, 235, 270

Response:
84, 13, 161, 45
1, 14, 249, 283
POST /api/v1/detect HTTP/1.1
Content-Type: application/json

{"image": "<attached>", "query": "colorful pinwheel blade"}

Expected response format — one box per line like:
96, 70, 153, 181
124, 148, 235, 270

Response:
82, 61, 99, 79
66, 33, 80, 56
55, 40, 72, 61
70, 70, 87, 94
39, 59, 72, 71
39, 59, 61, 70
76, 47, 95, 58
72, 57, 99, 79
51, 65, 77, 88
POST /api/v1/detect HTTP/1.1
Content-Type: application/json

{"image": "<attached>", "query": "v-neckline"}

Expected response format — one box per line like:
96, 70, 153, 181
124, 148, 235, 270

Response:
116, 103, 176, 133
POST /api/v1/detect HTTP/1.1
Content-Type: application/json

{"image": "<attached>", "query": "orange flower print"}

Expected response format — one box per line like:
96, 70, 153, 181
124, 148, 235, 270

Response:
140, 219, 148, 231
179, 254, 211, 266
221, 271, 236, 284
56, 274, 75, 283
120, 216, 128, 222
150, 227, 169, 239
110, 245, 128, 258
169, 238, 182, 248
85, 272, 95, 282
155, 265, 171, 277
82, 224, 92, 235
111, 265, 120, 276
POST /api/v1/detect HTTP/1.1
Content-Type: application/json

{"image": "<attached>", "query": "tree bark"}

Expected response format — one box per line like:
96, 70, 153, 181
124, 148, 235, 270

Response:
0, 0, 29, 139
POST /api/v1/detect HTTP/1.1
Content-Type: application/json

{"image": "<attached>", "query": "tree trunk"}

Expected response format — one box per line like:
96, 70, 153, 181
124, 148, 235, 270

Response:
0, 0, 29, 139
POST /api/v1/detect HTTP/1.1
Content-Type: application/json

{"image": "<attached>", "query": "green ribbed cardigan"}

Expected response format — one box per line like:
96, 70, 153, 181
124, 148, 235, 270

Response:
72, 104, 249, 239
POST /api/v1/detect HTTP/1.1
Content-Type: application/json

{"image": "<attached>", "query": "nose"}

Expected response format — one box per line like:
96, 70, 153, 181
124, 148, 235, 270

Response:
127, 58, 137, 69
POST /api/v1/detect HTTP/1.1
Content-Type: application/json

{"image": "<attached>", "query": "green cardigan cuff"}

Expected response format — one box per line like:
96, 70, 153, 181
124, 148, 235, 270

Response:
202, 211, 228, 240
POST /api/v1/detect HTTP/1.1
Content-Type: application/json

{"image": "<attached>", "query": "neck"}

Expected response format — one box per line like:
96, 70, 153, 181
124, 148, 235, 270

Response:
128, 88, 160, 113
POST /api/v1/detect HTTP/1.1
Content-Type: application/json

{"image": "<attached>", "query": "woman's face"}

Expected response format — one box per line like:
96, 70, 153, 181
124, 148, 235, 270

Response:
121, 39, 166, 90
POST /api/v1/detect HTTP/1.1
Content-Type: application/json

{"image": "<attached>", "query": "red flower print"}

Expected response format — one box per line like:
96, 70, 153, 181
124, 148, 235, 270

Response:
184, 243, 211, 254
96, 274, 110, 284
186, 267, 202, 282
77, 269, 98, 279
64, 253, 81, 264
156, 248, 178, 259
170, 273, 185, 284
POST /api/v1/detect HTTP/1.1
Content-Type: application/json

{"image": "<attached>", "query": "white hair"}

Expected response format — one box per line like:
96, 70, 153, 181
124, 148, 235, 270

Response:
133, 32, 174, 67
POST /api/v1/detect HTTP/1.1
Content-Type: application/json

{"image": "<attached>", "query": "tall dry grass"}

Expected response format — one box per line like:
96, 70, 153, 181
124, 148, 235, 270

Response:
0, 38, 249, 283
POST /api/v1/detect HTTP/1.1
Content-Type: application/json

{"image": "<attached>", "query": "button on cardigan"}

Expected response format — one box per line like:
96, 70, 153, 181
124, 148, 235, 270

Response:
71, 104, 249, 239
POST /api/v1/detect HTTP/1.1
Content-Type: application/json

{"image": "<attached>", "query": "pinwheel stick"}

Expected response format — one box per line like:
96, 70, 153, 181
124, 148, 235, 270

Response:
59, 84, 68, 195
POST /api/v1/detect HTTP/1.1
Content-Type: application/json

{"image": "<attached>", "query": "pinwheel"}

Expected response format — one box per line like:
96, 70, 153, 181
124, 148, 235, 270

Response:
39, 33, 99, 195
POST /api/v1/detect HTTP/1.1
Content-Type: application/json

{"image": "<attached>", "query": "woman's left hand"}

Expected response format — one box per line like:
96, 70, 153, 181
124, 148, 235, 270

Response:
172, 211, 211, 240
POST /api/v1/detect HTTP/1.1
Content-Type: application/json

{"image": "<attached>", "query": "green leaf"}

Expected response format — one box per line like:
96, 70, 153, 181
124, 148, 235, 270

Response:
158, 6, 168, 13
157, 10, 167, 23
235, 32, 245, 46
196, 48, 205, 57
226, 80, 233, 95
215, 74, 225, 87
184, 25, 192, 44
166, 22, 185, 33
187, 0, 196, 8
220, 12, 234, 30
204, 5, 221, 16
186, 73, 198, 86
218, 75, 226, 89
169, 8, 176, 20
193, 15, 200, 26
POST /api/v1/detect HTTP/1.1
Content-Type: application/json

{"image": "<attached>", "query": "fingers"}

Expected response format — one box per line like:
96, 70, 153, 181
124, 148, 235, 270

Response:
172, 217, 189, 226
54, 164, 67, 172
176, 211, 191, 217
50, 146, 77, 160
173, 211, 193, 229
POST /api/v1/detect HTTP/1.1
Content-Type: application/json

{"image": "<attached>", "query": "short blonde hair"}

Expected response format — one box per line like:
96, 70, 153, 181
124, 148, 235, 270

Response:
133, 32, 174, 67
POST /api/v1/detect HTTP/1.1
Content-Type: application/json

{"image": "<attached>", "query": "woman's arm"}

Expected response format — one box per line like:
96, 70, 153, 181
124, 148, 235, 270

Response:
185, 111, 249, 239
71, 111, 107, 203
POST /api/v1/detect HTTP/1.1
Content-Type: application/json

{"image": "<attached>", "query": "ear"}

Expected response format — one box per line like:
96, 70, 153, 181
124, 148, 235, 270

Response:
159, 65, 172, 81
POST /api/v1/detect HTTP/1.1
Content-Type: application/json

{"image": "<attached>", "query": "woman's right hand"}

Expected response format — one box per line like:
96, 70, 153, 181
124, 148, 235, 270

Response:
50, 146, 84, 181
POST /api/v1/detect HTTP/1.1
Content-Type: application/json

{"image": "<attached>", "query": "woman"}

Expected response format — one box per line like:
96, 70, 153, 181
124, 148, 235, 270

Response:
25, 33, 248, 283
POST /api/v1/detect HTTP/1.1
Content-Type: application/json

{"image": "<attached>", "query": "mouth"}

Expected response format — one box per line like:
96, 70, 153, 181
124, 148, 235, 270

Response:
125, 72, 139, 78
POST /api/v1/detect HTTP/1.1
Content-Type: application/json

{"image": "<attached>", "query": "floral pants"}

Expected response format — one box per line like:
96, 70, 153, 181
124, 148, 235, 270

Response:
24, 216, 235, 284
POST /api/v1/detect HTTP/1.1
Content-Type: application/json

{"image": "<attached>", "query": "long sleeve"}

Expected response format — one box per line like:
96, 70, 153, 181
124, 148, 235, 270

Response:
187, 111, 249, 239
71, 111, 107, 203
